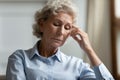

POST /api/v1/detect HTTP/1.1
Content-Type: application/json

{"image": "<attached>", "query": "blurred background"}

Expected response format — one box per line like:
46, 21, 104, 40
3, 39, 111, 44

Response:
0, 0, 120, 80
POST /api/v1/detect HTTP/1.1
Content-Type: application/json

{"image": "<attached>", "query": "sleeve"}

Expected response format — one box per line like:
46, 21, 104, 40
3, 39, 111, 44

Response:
6, 50, 26, 80
79, 62, 96, 80
79, 62, 114, 80
93, 63, 114, 80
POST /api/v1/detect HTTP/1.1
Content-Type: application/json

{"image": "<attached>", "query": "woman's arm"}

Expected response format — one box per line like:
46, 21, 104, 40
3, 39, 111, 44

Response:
6, 50, 26, 80
70, 25, 101, 66
70, 25, 114, 79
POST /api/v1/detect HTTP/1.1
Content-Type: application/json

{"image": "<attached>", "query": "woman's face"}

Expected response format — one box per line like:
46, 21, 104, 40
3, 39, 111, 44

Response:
40, 12, 73, 48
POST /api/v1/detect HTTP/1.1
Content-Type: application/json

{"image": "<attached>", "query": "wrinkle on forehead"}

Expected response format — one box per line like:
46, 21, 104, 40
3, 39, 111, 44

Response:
48, 12, 73, 24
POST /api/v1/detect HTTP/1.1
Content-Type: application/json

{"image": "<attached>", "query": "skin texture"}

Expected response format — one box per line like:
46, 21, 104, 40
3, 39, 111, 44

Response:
39, 12, 102, 66
39, 12, 73, 57
71, 26, 102, 66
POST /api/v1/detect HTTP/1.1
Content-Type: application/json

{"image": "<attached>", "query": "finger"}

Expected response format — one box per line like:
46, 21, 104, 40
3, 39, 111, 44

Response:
71, 25, 88, 41
75, 34, 82, 40
70, 25, 79, 36
71, 25, 85, 36
72, 34, 83, 48
72, 34, 81, 40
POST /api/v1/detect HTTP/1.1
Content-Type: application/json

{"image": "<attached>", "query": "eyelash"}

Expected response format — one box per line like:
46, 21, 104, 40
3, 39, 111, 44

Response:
53, 22, 60, 26
65, 25, 71, 30
53, 22, 72, 30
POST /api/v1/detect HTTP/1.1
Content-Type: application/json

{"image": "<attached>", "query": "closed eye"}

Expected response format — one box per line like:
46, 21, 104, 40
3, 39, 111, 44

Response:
53, 22, 61, 26
64, 24, 72, 30
53, 19, 63, 27
53, 19, 72, 30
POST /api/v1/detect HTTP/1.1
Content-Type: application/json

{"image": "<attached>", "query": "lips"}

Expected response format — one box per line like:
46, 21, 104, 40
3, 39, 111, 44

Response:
52, 38, 63, 42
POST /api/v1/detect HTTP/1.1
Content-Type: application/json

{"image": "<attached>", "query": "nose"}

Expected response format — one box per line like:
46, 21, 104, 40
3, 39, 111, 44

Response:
57, 26, 65, 35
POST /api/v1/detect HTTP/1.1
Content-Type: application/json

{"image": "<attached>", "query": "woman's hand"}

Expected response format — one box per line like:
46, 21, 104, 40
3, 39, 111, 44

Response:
70, 25, 93, 53
70, 25, 102, 66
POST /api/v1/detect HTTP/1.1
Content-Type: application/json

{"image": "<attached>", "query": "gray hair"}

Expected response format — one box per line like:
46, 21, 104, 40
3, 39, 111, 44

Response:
32, 0, 78, 38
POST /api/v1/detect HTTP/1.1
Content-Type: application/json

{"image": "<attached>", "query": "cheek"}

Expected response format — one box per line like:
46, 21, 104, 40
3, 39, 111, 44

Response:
63, 32, 71, 39
48, 28, 56, 35
43, 24, 54, 34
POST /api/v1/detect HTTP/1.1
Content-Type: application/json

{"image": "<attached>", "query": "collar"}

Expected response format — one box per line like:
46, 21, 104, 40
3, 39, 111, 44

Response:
29, 40, 62, 62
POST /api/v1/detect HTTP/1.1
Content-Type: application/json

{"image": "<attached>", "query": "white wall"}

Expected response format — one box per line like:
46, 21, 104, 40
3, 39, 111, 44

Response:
0, 1, 44, 75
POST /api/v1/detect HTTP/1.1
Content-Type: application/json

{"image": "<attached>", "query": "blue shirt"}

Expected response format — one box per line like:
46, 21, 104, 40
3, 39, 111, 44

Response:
6, 41, 114, 80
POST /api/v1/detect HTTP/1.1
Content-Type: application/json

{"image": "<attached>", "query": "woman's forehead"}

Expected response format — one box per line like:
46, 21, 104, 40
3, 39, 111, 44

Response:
49, 12, 73, 23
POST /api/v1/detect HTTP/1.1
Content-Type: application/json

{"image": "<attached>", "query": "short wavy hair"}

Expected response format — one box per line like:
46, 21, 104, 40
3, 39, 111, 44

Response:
32, 0, 78, 38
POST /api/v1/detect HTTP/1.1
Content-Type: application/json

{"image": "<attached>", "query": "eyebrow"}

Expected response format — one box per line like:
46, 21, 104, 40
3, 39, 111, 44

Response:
55, 19, 73, 29
54, 18, 72, 25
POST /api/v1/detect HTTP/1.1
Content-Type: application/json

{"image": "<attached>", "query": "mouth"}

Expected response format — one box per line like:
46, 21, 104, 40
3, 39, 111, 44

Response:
52, 38, 63, 42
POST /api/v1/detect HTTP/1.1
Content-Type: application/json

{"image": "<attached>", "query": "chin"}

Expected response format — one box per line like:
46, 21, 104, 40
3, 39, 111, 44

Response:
51, 42, 64, 48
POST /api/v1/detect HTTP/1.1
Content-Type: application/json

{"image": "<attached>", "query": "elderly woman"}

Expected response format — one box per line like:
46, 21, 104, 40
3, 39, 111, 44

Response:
6, 0, 114, 80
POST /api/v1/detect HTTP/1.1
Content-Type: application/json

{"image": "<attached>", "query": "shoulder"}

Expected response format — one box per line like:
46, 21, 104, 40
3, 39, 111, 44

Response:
8, 48, 32, 61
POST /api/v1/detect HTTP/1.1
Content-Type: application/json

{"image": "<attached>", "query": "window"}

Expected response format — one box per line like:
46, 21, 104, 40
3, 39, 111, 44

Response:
110, 0, 120, 79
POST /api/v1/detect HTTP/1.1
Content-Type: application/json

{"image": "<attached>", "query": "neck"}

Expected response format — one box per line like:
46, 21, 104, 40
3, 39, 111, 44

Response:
38, 40, 58, 58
